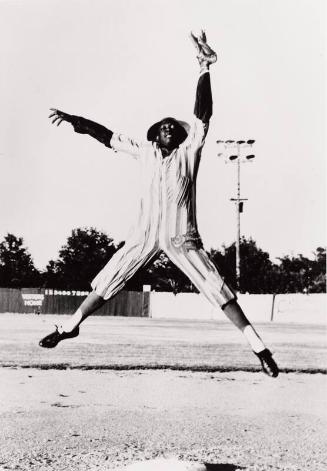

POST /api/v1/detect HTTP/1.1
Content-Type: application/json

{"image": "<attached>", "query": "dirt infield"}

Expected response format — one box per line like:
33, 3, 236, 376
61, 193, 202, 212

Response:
0, 314, 326, 470
1, 369, 326, 470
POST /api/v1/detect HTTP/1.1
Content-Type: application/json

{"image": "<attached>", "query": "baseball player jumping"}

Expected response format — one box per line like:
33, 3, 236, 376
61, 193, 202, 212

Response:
39, 32, 279, 378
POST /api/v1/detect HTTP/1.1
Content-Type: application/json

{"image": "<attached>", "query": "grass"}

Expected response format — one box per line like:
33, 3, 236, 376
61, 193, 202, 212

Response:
0, 313, 326, 373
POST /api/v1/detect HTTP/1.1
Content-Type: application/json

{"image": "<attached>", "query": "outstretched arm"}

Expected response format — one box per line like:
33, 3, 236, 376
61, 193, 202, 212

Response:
49, 109, 141, 158
49, 109, 113, 148
190, 30, 217, 123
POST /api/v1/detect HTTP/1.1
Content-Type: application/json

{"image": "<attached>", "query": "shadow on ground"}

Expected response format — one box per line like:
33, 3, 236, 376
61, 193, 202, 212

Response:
205, 465, 245, 470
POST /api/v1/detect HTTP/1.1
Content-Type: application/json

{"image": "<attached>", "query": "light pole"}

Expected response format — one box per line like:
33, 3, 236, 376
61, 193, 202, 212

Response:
217, 139, 255, 291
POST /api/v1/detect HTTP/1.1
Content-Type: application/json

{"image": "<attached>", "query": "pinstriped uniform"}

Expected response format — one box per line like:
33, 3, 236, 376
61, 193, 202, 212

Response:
91, 114, 236, 310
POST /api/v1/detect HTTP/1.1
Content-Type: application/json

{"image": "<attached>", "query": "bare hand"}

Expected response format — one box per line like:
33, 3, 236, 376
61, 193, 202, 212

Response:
48, 108, 71, 126
190, 30, 217, 66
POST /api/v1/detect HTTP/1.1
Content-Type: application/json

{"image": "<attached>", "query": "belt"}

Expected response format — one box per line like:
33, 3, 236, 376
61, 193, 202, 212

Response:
171, 229, 203, 250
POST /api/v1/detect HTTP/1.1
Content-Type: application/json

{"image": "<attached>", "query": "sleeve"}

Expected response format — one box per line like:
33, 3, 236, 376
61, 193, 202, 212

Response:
182, 71, 212, 165
69, 116, 141, 158
109, 133, 142, 159
69, 116, 113, 148
194, 71, 213, 124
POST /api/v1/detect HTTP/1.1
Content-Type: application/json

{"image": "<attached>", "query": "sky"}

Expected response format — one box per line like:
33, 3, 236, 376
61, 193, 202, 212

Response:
0, 0, 325, 270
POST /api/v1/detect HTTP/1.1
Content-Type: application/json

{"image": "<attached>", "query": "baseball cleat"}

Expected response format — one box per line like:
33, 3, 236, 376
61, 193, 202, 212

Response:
254, 348, 279, 378
39, 326, 79, 348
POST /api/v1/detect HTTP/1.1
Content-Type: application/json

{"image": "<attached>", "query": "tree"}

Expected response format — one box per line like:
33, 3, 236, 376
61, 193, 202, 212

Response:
44, 227, 118, 290
309, 247, 326, 292
125, 251, 197, 293
276, 247, 326, 293
275, 254, 309, 293
148, 252, 197, 293
0, 233, 41, 287
209, 237, 275, 293
43, 227, 326, 294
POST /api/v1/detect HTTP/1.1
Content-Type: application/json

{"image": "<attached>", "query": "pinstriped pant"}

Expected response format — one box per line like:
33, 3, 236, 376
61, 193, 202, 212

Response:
91, 236, 236, 310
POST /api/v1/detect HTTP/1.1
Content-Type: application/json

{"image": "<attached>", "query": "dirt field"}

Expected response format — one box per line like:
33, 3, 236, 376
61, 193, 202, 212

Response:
0, 314, 326, 471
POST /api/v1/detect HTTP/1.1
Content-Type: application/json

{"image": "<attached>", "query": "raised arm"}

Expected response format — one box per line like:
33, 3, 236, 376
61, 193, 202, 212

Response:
190, 30, 217, 123
182, 32, 217, 170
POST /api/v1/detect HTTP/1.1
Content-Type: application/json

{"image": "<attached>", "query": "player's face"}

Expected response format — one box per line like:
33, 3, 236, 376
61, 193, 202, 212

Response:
157, 120, 180, 150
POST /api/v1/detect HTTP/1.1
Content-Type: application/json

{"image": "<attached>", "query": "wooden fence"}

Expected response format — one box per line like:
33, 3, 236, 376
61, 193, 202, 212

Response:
0, 288, 149, 317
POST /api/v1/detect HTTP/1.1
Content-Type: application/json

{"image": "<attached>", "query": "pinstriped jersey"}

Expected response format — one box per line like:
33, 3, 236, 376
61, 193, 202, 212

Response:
110, 117, 209, 249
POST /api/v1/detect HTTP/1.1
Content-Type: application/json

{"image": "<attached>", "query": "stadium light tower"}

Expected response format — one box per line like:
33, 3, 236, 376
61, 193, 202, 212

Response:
217, 139, 256, 291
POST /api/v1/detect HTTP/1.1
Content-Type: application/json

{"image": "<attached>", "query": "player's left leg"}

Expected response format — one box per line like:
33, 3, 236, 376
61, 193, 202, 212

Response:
222, 299, 279, 377
164, 243, 279, 377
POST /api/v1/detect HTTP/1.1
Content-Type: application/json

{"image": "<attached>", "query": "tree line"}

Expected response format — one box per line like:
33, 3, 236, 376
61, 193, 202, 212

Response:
0, 229, 325, 294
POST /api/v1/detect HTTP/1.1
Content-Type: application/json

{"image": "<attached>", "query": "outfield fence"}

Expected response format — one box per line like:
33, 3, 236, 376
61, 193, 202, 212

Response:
0, 287, 325, 324
150, 292, 326, 324
0, 288, 149, 317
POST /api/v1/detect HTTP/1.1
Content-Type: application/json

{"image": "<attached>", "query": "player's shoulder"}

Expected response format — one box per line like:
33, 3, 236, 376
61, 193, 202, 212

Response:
184, 116, 209, 145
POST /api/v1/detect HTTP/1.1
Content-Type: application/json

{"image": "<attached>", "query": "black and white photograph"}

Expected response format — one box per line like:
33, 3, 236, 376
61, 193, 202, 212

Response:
0, 0, 326, 470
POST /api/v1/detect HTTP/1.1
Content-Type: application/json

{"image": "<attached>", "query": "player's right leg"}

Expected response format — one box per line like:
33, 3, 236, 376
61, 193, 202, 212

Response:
38, 291, 104, 348
39, 237, 159, 348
